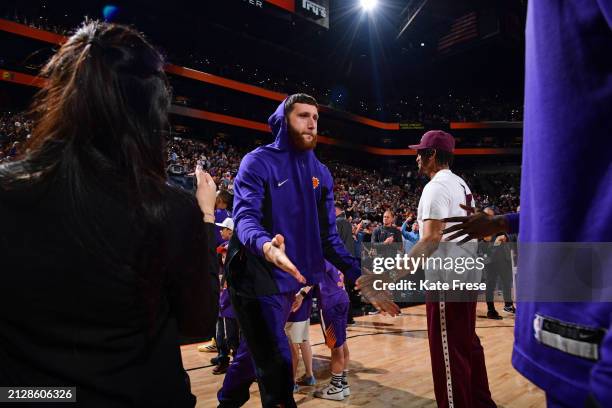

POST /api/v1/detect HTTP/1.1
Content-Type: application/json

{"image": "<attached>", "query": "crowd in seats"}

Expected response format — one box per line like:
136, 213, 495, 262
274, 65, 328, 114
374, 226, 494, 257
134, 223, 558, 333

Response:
3, 12, 71, 35
165, 136, 243, 190
166, 137, 522, 230
1, 111, 520, 224
0, 112, 32, 163
380, 94, 523, 123
328, 159, 520, 228
167, 51, 523, 123
163, 137, 520, 234
166, 136, 521, 227
2, 13, 522, 124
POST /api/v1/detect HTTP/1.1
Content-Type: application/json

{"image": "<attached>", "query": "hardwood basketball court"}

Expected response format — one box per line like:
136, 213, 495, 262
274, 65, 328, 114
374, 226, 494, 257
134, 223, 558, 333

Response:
182, 303, 545, 407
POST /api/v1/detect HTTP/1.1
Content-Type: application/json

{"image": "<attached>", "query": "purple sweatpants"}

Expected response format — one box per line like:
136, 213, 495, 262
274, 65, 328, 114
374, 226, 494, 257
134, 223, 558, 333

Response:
217, 291, 296, 408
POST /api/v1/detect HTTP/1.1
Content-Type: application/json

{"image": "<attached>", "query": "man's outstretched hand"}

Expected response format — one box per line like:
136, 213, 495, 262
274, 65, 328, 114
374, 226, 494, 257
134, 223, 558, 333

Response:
441, 204, 509, 243
355, 273, 401, 316
263, 234, 306, 284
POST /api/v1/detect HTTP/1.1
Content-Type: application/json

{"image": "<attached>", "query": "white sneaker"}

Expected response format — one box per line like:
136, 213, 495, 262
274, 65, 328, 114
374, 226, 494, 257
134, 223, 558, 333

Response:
342, 383, 351, 397
314, 382, 344, 401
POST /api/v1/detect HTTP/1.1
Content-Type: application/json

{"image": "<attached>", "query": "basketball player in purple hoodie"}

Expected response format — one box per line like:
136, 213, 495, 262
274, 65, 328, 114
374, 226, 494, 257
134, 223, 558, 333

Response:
219, 94, 360, 408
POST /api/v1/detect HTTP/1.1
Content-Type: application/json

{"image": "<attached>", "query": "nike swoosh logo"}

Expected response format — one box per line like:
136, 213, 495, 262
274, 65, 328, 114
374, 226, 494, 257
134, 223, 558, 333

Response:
278, 179, 289, 187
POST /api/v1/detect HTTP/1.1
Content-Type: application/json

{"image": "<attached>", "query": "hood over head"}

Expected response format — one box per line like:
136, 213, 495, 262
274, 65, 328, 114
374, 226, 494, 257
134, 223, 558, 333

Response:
268, 98, 291, 151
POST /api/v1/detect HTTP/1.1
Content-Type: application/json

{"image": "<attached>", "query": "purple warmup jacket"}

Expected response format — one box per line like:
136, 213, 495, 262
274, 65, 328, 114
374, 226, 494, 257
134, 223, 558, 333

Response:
232, 99, 360, 294
512, 1, 612, 406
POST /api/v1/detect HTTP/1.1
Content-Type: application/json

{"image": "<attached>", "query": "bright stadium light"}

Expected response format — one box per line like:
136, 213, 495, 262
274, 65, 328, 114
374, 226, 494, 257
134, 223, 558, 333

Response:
360, 0, 378, 12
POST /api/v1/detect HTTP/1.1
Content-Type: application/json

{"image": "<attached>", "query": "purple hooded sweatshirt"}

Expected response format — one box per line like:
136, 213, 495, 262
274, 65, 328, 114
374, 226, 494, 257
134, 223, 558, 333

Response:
232, 99, 360, 294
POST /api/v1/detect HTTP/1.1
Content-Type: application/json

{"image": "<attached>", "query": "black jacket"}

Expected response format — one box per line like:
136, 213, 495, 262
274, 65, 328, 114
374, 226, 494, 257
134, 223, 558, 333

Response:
372, 225, 402, 243
0, 179, 218, 407
335, 213, 355, 256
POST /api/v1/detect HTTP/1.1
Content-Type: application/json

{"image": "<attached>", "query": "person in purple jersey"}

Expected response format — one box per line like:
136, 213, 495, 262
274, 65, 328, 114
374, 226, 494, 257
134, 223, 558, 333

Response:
285, 287, 315, 392
315, 261, 351, 401
219, 94, 361, 408
441, 2, 612, 406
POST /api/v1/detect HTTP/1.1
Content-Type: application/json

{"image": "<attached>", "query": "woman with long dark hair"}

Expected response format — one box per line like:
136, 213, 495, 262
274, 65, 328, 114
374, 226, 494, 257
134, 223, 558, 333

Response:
0, 21, 218, 407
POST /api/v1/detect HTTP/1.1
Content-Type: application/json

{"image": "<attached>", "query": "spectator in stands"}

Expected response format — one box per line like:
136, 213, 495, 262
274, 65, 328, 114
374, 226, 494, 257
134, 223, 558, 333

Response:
335, 202, 355, 255
401, 219, 420, 253
359, 221, 374, 244
0, 21, 219, 407
372, 210, 402, 244
345, 199, 355, 219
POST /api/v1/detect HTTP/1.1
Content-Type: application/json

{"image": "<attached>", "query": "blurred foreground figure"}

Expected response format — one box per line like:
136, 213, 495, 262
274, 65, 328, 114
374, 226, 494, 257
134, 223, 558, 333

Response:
443, 2, 612, 406
0, 21, 219, 407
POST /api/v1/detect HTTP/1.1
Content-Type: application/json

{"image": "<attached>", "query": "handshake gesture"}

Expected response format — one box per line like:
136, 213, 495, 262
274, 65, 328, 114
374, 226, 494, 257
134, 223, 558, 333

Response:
263, 234, 306, 284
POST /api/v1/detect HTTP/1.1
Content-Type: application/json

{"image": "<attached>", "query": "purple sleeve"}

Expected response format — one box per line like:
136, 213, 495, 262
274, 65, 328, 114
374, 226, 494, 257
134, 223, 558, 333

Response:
596, 0, 612, 27
232, 154, 273, 257
318, 167, 360, 277
504, 212, 520, 234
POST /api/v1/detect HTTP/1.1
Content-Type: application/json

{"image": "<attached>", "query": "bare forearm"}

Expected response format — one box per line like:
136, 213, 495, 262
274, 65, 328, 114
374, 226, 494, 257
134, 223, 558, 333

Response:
409, 238, 440, 258
396, 238, 440, 279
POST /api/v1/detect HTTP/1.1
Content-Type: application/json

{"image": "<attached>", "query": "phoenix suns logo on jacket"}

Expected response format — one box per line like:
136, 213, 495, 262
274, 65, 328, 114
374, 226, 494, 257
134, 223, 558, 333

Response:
312, 176, 320, 189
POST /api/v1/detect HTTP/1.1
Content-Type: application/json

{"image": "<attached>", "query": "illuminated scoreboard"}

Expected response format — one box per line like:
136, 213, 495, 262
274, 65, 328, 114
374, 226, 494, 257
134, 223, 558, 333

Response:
265, 0, 330, 29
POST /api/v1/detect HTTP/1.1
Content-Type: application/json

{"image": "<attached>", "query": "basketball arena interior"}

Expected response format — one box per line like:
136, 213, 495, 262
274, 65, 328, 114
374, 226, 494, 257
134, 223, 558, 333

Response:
1, 1, 610, 407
